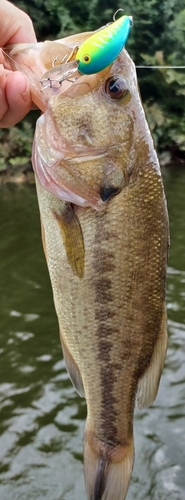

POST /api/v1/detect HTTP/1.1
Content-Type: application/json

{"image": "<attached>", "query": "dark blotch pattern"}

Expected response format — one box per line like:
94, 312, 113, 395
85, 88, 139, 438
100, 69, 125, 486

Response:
93, 223, 119, 444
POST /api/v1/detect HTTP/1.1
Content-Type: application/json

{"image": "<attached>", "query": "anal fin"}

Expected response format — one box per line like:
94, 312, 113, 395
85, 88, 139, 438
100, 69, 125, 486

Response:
135, 307, 168, 410
60, 333, 85, 398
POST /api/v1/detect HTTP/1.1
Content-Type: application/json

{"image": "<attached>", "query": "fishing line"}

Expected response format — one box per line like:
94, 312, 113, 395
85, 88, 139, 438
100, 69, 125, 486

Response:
135, 66, 185, 69
2, 48, 41, 85
2, 47, 185, 93
2, 48, 80, 91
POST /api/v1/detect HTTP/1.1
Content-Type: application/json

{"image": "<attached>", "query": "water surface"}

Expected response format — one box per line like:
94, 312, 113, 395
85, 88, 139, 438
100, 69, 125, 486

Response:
0, 167, 185, 499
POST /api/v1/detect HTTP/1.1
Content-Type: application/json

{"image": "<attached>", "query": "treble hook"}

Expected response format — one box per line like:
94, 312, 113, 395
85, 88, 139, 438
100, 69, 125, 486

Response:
40, 60, 79, 91
113, 8, 124, 22
113, 8, 133, 27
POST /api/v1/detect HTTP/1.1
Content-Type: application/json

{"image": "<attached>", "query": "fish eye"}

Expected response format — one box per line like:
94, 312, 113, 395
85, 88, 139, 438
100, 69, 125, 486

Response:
105, 77, 129, 100
83, 54, 91, 64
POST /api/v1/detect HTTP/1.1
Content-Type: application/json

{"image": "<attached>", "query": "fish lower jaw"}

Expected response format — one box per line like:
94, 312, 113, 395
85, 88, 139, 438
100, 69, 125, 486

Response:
35, 168, 104, 210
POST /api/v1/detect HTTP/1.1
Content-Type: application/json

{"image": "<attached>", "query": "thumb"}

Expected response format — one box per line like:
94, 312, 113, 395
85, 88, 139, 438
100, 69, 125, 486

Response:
0, 71, 32, 127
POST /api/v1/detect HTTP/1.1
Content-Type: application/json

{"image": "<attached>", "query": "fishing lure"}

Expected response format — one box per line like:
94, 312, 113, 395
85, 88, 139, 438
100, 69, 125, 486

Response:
3, 12, 132, 94
75, 12, 133, 75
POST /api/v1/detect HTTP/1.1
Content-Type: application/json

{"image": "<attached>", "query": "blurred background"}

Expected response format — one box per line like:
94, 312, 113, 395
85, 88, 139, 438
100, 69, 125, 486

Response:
0, 2, 185, 499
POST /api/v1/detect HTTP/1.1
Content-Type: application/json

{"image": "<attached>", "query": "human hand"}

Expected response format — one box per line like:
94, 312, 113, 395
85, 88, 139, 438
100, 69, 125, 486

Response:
0, 0, 36, 127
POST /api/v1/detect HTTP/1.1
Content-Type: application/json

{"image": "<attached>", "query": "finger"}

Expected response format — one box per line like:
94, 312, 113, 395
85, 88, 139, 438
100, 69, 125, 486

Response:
0, 0, 37, 46
0, 71, 32, 127
0, 64, 8, 122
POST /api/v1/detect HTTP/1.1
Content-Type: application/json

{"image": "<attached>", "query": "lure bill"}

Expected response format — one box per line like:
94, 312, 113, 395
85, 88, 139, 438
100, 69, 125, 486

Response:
75, 14, 133, 74
40, 60, 79, 90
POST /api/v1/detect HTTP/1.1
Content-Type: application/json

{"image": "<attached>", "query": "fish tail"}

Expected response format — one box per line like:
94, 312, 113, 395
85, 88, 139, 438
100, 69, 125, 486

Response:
84, 425, 134, 500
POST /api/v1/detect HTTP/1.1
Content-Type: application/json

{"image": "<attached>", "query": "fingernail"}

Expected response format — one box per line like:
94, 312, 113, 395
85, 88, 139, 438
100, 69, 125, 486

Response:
21, 77, 29, 100
0, 65, 6, 89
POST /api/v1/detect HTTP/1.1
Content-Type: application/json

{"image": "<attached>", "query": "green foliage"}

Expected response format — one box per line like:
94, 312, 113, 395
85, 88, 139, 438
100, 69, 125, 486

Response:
1, 0, 185, 171
0, 119, 34, 171
168, 9, 185, 64
139, 49, 185, 161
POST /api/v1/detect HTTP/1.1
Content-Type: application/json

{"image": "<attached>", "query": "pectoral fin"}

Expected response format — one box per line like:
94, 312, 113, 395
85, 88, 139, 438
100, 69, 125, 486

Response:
135, 308, 167, 410
60, 334, 85, 398
54, 204, 85, 279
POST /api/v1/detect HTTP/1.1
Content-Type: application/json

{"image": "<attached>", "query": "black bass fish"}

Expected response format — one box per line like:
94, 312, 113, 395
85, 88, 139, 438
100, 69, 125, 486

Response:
4, 31, 169, 500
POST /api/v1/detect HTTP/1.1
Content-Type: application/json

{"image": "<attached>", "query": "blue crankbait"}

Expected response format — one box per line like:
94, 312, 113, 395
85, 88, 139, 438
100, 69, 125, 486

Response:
76, 12, 133, 75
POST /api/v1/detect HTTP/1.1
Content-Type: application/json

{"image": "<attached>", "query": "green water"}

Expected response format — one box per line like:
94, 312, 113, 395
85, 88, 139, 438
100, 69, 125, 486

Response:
0, 167, 185, 500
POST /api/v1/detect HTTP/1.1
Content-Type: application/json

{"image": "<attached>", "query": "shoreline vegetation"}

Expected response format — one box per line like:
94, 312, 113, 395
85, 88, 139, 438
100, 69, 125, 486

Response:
1, 0, 185, 181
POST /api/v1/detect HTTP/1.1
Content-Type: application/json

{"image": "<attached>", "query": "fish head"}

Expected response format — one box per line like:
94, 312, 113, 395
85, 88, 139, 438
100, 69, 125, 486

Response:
33, 47, 157, 210
3, 33, 158, 210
